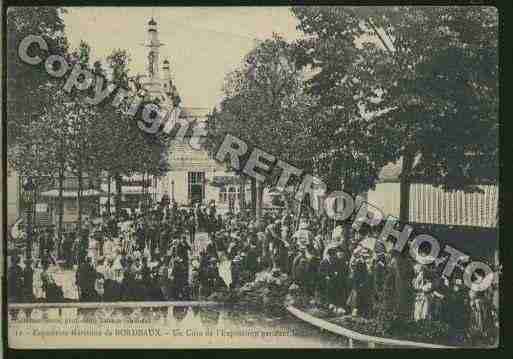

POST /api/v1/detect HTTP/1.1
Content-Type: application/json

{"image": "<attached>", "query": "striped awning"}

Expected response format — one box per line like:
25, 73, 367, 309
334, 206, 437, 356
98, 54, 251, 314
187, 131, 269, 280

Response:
40, 189, 103, 198
209, 176, 241, 187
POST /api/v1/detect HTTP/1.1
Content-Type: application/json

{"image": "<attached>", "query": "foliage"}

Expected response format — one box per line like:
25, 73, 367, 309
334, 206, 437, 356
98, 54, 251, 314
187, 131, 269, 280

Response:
205, 34, 318, 186
389, 319, 451, 343
291, 6, 498, 212
291, 7, 399, 194
93, 49, 170, 179
232, 271, 292, 316
6, 7, 69, 185
6, 7, 68, 147
330, 315, 451, 344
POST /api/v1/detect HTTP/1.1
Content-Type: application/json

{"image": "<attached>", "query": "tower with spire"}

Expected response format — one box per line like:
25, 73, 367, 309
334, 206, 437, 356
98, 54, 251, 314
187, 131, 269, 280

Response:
139, 16, 227, 207
141, 17, 170, 103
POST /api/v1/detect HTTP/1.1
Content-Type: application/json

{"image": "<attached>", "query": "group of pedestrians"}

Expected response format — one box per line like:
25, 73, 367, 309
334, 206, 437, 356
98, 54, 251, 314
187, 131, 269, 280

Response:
200, 209, 499, 345
8, 199, 499, 345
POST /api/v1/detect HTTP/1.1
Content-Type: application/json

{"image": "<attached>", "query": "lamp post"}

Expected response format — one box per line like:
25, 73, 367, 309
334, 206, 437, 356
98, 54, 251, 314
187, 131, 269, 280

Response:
171, 180, 175, 203
23, 177, 35, 260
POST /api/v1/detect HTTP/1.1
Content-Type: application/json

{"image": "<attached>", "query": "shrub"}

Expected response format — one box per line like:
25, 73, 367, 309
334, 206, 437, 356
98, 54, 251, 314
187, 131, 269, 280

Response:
329, 316, 451, 345
388, 319, 450, 343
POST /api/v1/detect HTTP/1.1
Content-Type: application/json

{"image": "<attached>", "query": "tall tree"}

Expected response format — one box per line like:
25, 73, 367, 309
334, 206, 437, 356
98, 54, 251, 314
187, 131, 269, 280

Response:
6, 7, 69, 246
92, 48, 171, 218
206, 35, 317, 219
292, 6, 498, 222
6, 7, 68, 148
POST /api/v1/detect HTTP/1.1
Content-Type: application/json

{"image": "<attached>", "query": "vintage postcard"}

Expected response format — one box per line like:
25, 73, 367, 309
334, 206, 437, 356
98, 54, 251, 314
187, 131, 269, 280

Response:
5, 6, 499, 349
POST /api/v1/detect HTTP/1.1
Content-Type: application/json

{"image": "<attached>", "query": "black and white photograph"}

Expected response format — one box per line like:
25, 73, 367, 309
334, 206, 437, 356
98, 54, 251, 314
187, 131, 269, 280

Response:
4, 5, 500, 349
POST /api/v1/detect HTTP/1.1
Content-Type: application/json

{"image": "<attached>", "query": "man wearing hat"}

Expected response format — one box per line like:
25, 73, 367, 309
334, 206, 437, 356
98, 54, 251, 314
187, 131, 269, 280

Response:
94, 257, 106, 302
200, 257, 227, 299
319, 246, 338, 307
135, 220, 145, 252
270, 227, 289, 273
230, 253, 244, 289
8, 255, 24, 303
441, 278, 468, 344
158, 255, 172, 300
170, 236, 192, 266
227, 233, 243, 261
171, 256, 189, 300
23, 258, 35, 302
120, 255, 136, 301
281, 210, 293, 231
76, 256, 97, 302
264, 220, 281, 270
245, 236, 260, 281
187, 208, 196, 245
62, 232, 75, 269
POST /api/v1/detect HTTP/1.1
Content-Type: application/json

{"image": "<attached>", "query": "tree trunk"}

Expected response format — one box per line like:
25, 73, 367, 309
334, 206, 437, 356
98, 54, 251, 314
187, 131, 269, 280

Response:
343, 170, 353, 241
77, 169, 83, 232
107, 174, 111, 215
143, 172, 148, 214
114, 173, 122, 221
57, 165, 64, 251
250, 177, 257, 217
399, 150, 415, 223
239, 176, 246, 211
256, 181, 264, 221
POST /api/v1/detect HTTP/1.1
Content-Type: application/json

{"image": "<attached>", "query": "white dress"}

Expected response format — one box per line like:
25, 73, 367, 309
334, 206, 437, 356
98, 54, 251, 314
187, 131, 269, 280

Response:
88, 239, 98, 262
412, 271, 433, 321
33, 267, 44, 299
111, 256, 124, 283
103, 240, 114, 260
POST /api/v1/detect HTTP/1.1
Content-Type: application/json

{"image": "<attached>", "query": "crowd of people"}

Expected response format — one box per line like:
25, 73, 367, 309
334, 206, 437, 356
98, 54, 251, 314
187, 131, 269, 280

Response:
8, 198, 499, 345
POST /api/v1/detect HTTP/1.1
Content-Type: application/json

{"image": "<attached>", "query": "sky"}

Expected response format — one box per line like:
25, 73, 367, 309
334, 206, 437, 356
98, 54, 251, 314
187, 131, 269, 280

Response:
63, 7, 303, 110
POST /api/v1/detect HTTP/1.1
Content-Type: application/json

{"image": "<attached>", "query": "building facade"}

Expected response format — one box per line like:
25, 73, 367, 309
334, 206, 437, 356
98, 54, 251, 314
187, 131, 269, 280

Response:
140, 18, 238, 210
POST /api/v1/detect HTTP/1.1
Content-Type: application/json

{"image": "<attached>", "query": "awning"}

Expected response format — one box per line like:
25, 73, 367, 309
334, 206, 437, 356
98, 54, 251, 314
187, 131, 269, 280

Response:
40, 189, 103, 198
209, 176, 241, 187
121, 186, 146, 194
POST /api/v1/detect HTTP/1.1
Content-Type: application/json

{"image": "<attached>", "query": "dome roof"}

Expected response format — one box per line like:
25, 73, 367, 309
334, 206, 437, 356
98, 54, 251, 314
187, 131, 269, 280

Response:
163, 59, 169, 64
148, 18, 157, 26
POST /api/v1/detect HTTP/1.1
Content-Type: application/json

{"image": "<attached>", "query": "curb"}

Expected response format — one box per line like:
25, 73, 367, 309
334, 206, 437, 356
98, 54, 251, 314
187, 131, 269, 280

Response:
286, 305, 457, 348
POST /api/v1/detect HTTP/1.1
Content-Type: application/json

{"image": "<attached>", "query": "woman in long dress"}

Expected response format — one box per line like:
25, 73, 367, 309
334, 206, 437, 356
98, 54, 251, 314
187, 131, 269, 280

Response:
412, 264, 434, 321
347, 255, 371, 317
32, 260, 44, 300
469, 283, 494, 344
